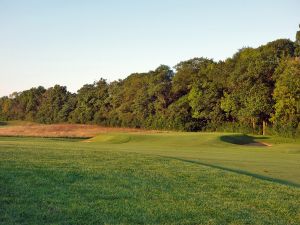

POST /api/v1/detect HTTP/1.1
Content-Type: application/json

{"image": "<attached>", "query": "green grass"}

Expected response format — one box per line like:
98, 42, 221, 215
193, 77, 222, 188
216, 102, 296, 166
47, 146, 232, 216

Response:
1, 132, 300, 224
0, 120, 37, 127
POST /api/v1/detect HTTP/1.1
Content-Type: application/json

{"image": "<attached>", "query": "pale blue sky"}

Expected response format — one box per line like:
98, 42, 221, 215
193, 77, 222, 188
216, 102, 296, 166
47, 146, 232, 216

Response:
0, 0, 299, 96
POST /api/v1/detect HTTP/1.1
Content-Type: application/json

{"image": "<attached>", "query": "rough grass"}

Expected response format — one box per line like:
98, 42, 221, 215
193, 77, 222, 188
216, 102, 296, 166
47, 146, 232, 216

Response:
0, 130, 300, 224
0, 122, 149, 137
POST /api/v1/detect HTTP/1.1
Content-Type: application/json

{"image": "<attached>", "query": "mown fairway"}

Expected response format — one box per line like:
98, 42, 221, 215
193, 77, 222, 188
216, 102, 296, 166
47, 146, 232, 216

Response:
1, 132, 300, 224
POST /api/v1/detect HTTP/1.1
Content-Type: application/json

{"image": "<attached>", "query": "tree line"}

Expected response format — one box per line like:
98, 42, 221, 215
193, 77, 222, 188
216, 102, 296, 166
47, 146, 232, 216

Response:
1, 28, 300, 136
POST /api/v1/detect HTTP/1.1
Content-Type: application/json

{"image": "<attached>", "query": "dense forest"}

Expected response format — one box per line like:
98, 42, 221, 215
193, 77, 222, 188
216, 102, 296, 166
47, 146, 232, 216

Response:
1, 28, 300, 137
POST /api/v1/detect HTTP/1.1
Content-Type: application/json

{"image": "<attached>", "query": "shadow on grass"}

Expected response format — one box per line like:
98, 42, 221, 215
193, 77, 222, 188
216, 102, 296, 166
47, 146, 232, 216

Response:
0, 135, 89, 142
0, 121, 7, 126
220, 134, 269, 145
162, 156, 300, 188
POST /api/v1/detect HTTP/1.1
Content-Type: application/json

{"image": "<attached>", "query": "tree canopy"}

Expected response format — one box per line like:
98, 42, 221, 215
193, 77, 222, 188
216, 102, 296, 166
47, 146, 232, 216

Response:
1, 28, 300, 136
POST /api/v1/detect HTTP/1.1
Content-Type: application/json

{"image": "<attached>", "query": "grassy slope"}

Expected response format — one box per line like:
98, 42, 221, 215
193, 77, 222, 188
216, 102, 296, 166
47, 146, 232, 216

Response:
0, 133, 300, 224
88, 132, 300, 185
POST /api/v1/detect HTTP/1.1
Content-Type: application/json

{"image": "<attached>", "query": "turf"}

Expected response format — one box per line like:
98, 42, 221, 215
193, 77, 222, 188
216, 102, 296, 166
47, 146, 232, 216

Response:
0, 132, 300, 224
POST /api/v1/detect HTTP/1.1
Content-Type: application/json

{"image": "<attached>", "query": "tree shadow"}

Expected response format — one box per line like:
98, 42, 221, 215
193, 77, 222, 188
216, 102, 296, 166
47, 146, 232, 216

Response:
0, 121, 7, 126
220, 134, 269, 146
162, 156, 300, 188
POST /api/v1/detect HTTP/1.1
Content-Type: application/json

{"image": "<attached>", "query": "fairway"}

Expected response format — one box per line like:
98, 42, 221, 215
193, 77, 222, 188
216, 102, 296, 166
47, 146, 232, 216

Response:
1, 2, 299, 224
1, 132, 300, 224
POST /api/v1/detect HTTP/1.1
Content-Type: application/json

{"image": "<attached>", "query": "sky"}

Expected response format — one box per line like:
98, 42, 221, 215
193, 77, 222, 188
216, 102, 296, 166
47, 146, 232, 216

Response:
0, 0, 300, 97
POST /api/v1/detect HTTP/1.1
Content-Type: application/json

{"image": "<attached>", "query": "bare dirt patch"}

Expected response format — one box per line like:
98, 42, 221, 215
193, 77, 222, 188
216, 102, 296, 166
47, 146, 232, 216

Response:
0, 124, 152, 138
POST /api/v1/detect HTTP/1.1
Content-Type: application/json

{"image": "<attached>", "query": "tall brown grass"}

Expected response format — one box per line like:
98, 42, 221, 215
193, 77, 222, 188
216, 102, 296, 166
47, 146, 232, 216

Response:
0, 124, 146, 138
